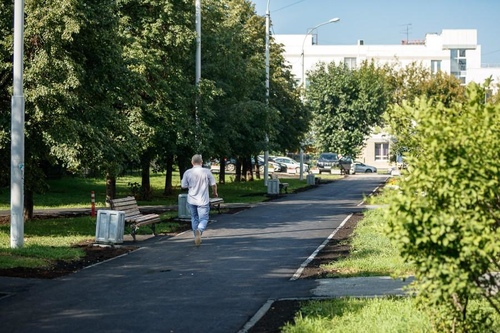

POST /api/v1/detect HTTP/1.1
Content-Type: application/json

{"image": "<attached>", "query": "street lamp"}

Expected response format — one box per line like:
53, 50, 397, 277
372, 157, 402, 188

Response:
264, 0, 271, 185
299, 17, 340, 180
195, 0, 201, 151
301, 17, 340, 89
11, 0, 25, 248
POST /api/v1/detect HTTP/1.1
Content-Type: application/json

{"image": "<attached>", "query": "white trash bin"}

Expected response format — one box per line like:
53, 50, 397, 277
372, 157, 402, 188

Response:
178, 194, 191, 219
95, 210, 125, 244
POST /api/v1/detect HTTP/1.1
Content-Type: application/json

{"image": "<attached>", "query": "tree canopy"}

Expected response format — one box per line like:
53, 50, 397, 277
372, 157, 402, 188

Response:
306, 60, 391, 158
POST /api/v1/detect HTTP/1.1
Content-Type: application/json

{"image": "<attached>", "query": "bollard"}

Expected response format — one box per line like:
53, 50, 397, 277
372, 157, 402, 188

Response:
91, 191, 96, 217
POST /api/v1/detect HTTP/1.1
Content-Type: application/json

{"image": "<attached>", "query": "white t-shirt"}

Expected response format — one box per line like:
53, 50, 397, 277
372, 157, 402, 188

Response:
181, 165, 216, 206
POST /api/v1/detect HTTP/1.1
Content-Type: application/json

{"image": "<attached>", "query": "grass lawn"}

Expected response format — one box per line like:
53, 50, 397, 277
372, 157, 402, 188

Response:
0, 171, 333, 209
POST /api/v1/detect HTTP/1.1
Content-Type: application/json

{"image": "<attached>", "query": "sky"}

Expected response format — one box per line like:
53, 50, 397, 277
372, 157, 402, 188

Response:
251, 0, 500, 65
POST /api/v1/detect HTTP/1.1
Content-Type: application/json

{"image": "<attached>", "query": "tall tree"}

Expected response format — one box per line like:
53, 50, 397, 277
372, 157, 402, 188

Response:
307, 60, 391, 158
118, 0, 196, 197
0, 1, 14, 188
20, 0, 136, 213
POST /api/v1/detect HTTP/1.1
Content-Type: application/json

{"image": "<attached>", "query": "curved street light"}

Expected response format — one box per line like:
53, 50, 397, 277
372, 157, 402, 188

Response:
299, 17, 340, 180
301, 17, 340, 89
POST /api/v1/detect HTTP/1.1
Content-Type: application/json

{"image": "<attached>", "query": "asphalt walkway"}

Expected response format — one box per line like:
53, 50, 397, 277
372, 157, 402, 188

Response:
0, 174, 413, 333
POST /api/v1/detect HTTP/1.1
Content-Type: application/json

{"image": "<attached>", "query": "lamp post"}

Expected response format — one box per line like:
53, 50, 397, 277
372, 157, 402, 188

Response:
299, 17, 339, 180
11, 0, 25, 248
195, 0, 201, 151
264, 0, 271, 185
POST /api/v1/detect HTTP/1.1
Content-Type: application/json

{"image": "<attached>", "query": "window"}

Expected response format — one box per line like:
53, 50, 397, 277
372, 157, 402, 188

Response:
344, 57, 357, 70
431, 60, 441, 74
450, 49, 466, 84
374, 143, 389, 161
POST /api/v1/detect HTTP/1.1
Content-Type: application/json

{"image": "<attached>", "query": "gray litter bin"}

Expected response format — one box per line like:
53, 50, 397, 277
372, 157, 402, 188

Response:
178, 194, 191, 219
306, 173, 316, 185
267, 179, 279, 195
95, 210, 125, 244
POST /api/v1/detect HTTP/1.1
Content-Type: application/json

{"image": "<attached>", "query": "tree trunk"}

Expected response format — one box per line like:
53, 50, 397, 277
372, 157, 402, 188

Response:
254, 156, 261, 179
164, 154, 174, 195
219, 158, 226, 184
235, 159, 242, 182
246, 157, 254, 181
105, 172, 116, 206
24, 189, 34, 220
140, 155, 152, 200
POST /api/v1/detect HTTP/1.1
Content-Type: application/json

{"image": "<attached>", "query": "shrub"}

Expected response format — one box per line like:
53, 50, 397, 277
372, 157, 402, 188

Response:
385, 83, 500, 332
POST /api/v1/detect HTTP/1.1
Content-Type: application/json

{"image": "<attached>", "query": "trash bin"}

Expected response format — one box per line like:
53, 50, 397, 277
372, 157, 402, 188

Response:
178, 194, 191, 219
306, 173, 316, 185
267, 179, 279, 195
95, 210, 125, 244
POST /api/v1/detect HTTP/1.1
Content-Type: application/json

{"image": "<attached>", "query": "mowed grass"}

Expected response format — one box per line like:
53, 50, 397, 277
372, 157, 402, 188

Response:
321, 208, 414, 277
282, 297, 433, 333
0, 172, 321, 269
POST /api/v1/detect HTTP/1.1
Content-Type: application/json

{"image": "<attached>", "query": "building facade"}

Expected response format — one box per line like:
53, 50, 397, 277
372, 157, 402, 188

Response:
275, 29, 500, 170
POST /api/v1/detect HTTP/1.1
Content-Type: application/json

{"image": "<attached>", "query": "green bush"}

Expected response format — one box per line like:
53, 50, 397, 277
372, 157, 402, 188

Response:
385, 83, 500, 331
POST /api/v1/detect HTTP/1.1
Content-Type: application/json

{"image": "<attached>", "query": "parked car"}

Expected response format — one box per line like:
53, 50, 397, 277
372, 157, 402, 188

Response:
316, 153, 339, 173
273, 156, 308, 173
209, 158, 236, 173
256, 156, 282, 173
353, 162, 377, 173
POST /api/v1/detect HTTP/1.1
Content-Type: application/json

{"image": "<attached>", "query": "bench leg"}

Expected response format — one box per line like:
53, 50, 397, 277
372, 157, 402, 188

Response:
150, 223, 157, 236
130, 224, 138, 242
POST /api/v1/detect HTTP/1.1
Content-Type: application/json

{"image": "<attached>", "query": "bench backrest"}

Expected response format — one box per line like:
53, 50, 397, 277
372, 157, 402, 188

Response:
109, 196, 142, 218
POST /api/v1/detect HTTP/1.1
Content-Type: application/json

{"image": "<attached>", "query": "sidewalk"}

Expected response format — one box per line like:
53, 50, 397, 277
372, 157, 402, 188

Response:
0, 175, 413, 333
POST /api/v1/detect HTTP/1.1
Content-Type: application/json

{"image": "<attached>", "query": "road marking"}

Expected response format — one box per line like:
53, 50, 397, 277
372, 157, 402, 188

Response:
290, 213, 353, 281
237, 299, 274, 333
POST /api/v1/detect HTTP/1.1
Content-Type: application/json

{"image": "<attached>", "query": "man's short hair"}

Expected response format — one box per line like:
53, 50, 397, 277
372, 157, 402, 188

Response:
192, 154, 203, 165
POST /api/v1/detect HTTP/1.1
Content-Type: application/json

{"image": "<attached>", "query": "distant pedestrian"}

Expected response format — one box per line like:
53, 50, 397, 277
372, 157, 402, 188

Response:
181, 154, 218, 246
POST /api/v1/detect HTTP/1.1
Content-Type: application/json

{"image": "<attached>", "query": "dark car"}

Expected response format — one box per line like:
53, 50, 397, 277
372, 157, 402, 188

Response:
316, 153, 340, 173
317, 153, 353, 174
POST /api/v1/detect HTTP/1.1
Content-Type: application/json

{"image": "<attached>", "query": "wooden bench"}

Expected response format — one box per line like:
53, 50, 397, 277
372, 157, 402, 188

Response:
109, 196, 161, 242
209, 197, 224, 214
271, 174, 289, 193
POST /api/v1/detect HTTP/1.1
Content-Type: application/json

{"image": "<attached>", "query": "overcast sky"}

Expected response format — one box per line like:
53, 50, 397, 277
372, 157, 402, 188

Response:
251, 0, 500, 65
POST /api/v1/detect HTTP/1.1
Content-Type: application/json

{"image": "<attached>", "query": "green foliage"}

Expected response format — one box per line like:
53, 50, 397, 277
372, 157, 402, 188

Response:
307, 60, 391, 157
385, 83, 500, 331
384, 62, 465, 158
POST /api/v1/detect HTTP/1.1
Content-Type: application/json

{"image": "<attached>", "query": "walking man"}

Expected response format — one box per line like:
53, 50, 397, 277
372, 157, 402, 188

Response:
181, 154, 218, 246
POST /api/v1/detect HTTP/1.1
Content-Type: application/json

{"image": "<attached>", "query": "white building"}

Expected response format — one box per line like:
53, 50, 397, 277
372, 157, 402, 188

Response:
275, 29, 500, 87
274, 29, 500, 170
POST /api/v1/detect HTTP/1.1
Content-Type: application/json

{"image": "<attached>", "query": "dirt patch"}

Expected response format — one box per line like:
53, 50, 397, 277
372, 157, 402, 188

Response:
0, 243, 137, 279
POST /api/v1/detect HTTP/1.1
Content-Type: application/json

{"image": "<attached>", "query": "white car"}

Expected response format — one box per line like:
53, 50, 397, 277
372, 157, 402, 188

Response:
353, 162, 377, 173
273, 156, 308, 173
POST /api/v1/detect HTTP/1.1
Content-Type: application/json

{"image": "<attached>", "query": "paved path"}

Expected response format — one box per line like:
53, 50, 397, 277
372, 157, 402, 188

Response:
0, 175, 413, 333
